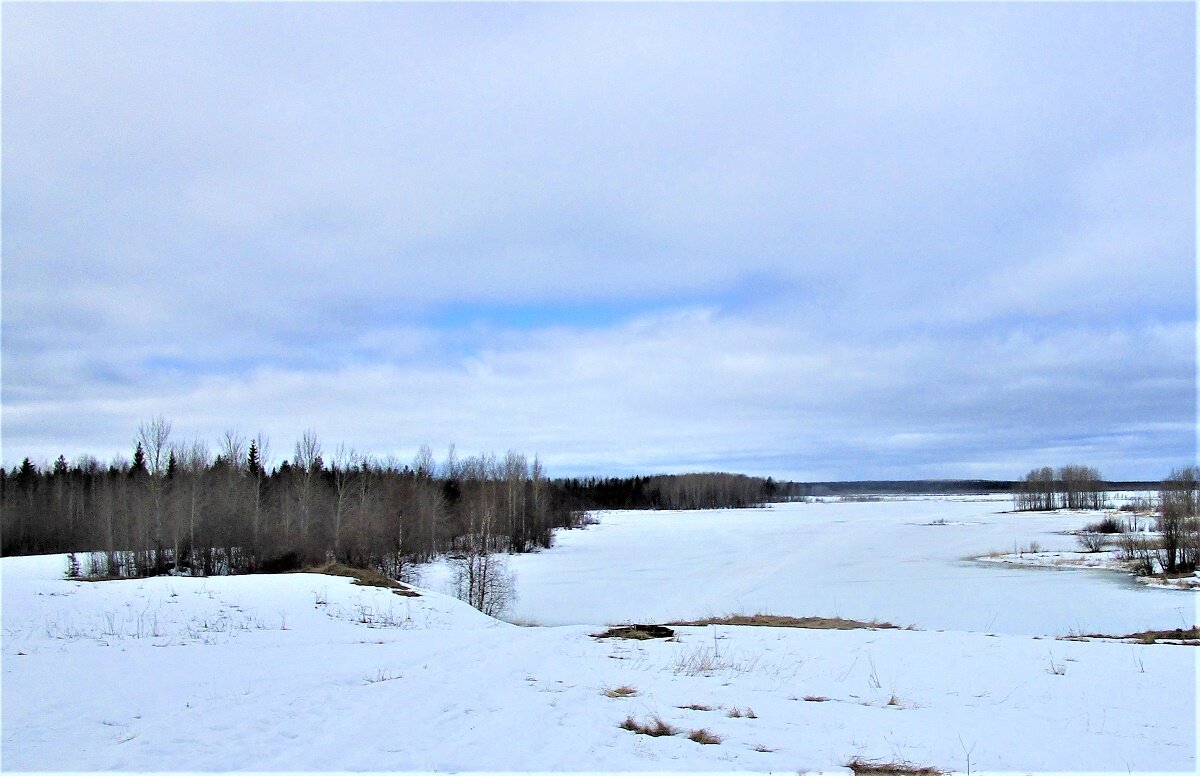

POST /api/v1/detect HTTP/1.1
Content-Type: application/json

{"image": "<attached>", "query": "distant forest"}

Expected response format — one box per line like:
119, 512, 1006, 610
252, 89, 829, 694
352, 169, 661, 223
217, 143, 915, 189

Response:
0, 421, 782, 576
1, 420, 1169, 581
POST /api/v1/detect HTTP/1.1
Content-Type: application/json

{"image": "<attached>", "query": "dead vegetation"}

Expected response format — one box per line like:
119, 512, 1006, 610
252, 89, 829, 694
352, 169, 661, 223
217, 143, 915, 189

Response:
671, 614, 900, 630
726, 706, 758, 718
1062, 626, 1200, 646
619, 715, 678, 737
687, 728, 723, 745
593, 624, 676, 640
846, 757, 944, 775
603, 685, 638, 698
803, 695, 831, 702
303, 562, 420, 596
677, 703, 714, 711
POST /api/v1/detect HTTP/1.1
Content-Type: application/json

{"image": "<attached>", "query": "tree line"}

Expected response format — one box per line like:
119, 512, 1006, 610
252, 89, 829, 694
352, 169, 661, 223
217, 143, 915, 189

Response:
555, 473, 779, 511
1013, 465, 1108, 511
0, 420, 782, 579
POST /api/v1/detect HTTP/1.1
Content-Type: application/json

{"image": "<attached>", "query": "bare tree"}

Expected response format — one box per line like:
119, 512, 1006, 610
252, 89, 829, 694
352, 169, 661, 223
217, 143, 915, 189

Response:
293, 430, 323, 540
331, 444, 358, 557
1159, 466, 1200, 573
137, 416, 173, 569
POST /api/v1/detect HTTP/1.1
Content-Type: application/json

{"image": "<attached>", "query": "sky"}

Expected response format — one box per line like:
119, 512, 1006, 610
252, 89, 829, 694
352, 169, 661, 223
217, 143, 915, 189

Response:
1, 2, 1195, 480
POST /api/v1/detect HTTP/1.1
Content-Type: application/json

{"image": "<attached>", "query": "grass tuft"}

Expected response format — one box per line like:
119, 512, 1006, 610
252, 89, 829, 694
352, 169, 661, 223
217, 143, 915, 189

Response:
687, 728, 723, 745
846, 757, 944, 775
619, 715, 678, 737
677, 703, 714, 711
803, 695, 830, 702
603, 685, 638, 698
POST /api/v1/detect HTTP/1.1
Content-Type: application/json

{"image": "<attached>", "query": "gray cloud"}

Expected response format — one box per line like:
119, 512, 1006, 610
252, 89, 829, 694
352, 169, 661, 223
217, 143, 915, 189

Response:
2, 2, 1194, 478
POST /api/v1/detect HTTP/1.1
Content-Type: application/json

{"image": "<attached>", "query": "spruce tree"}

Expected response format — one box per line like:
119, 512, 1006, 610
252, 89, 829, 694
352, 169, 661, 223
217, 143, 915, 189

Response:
247, 441, 261, 477
131, 443, 148, 478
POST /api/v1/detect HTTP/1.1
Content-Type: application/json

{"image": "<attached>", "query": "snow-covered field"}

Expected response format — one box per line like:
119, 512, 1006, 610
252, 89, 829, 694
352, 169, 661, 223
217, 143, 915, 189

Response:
425, 496, 1197, 636
3, 496, 1197, 772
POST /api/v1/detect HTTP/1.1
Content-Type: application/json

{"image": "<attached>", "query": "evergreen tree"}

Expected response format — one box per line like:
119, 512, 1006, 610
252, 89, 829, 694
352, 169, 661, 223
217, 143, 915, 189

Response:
131, 443, 148, 477
247, 441, 261, 477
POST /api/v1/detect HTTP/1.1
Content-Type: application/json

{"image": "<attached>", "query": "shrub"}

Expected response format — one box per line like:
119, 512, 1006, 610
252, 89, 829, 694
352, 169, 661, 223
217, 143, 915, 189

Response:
1077, 532, 1108, 553
1116, 534, 1157, 576
1084, 515, 1124, 534
687, 728, 722, 745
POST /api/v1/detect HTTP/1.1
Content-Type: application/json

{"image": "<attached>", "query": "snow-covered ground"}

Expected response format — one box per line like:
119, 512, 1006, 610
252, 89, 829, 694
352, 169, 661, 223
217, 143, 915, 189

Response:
423, 496, 1197, 636
3, 496, 1197, 772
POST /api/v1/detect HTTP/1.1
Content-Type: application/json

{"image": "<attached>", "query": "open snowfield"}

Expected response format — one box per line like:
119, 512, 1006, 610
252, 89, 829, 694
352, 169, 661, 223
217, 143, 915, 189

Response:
426, 495, 1198, 636
3, 496, 1197, 772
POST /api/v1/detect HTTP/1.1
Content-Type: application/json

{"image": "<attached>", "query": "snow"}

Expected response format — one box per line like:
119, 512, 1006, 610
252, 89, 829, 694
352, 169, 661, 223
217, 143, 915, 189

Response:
3, 497, 1197, 772
423, 496, 1197, 636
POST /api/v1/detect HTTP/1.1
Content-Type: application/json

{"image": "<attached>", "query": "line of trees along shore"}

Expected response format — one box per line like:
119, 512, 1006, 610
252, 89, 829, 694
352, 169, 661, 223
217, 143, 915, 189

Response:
0, 421, 781, 578
1013, 465, 1108, 511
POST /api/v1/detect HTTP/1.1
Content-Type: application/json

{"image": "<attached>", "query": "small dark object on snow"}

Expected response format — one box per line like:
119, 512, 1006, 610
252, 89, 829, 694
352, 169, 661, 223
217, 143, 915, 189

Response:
594, 624, 676, 640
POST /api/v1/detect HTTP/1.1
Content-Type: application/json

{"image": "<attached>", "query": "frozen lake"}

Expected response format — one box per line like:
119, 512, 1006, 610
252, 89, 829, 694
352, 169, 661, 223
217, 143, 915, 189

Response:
430, 496, 1198, 636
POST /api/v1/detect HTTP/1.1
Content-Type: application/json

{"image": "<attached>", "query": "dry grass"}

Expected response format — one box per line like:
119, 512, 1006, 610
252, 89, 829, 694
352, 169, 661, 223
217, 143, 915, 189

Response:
677, 703, 714, 711
803, 695, 831, 702
594, 624, 676, 640
687, 728, 723, 745
726, 707, 758, 718
619, 715, 678, 737
846, 757, 944, 775
303, 562, 420, 596
603, 685, 638, 698
670, 613, 899, 630
1068, 626, 1200, 645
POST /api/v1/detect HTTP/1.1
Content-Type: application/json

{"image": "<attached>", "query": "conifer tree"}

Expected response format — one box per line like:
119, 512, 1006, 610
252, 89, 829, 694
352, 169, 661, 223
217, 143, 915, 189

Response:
131, 443, 148, 477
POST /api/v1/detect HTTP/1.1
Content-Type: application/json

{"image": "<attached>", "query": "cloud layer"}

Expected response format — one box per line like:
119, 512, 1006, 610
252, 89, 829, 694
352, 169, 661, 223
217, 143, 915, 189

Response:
2, 3, 1195, 478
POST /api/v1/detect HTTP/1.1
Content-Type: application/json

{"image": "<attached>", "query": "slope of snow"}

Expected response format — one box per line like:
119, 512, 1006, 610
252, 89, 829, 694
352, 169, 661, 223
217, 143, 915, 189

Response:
3, 498, 1197, 772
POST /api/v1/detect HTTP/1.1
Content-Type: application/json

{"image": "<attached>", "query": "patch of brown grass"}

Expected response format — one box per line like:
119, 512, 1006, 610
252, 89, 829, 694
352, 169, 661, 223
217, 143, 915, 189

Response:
846, 757, 944, 775
604, 685, 638, 698
726, 706, 758, 718
619, 715, 678, 737
1067, 626, 1200, 645
303, 562, 420, 596
687, 728, 723, 745
670, 613, 899, 630
677, 703, 714, 711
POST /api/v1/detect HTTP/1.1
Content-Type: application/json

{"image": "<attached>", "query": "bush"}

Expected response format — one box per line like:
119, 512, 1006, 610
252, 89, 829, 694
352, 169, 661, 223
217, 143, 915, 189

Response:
687, 728, 722, 745
1077, 532, 1108, 553
1116, 534, 1157, 576
1084, 516, 1124, 534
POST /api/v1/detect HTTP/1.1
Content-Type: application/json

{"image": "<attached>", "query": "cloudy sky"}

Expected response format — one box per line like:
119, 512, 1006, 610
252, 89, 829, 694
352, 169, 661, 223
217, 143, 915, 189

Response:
2, 2, 1195, 480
